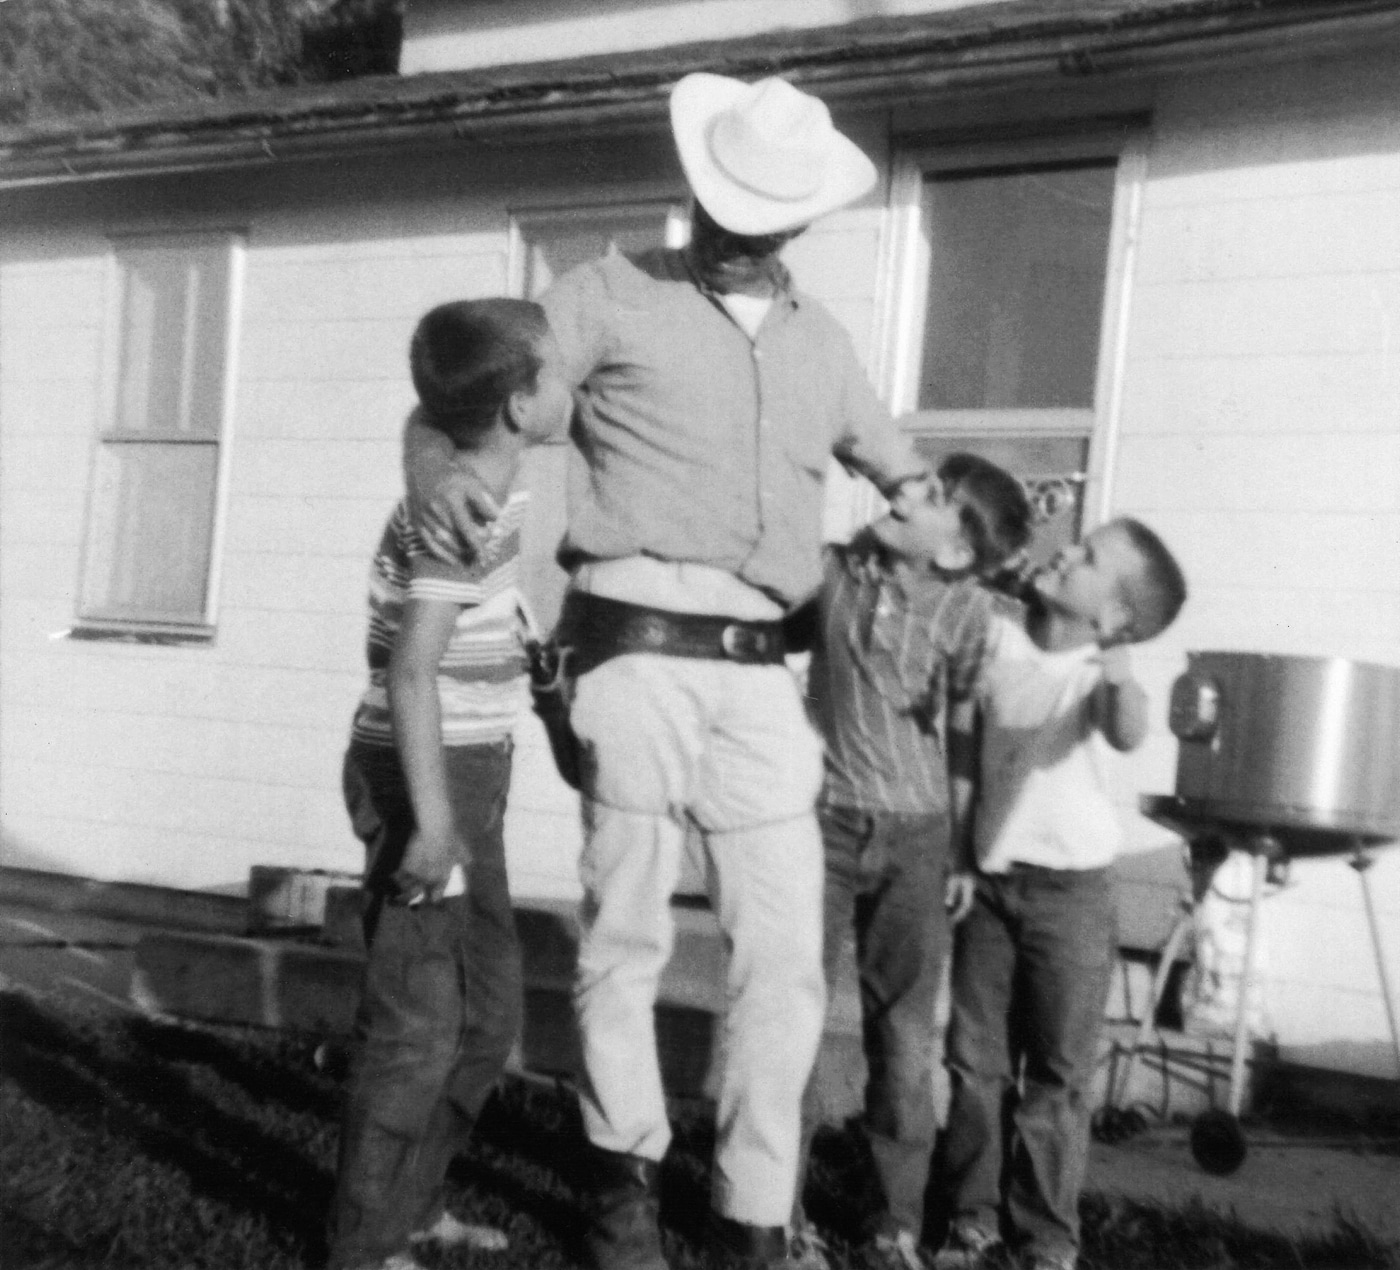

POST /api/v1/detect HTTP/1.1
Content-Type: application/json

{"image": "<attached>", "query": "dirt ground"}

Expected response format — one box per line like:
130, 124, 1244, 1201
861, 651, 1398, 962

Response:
1086, 1122, 1400, 1246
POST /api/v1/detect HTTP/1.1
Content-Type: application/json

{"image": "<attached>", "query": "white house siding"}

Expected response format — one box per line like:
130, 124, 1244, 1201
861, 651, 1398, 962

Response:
401, 0, 1011, 74
1112, 49, 1400, 1077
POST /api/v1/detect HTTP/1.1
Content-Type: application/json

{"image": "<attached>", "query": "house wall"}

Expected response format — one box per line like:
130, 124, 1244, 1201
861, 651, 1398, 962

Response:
0, 135, 673, 898
2, 42, 1399, 1075
401, 0, 1007, 74
1110, 52, 1400, 1078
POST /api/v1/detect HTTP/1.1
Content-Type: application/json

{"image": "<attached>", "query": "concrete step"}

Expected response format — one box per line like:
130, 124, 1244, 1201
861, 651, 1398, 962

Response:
130, 896, 1270, 1123
131, 896, 873, 1114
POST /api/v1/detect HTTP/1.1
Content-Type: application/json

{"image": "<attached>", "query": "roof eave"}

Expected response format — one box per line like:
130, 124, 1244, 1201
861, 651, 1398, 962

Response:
2, 0, 1399, 190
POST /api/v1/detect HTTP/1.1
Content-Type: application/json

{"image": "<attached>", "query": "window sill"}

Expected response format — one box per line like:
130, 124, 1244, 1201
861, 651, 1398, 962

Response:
67, 622, 215, 647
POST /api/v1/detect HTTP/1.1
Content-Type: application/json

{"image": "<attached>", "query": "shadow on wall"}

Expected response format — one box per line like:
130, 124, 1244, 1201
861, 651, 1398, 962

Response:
1274, 1038, 1400, 1086
0, 829, 248, 900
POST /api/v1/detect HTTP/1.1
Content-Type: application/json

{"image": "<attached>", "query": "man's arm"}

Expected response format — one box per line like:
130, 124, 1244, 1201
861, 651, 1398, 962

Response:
828, 330, 929, 504
388, 596, 467, 901
403, 409, 508, 565
1091, 644, 1151, 752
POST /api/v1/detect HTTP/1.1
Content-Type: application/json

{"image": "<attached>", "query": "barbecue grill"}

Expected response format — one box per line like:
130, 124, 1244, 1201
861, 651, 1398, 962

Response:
1116, 652, 1400, 1173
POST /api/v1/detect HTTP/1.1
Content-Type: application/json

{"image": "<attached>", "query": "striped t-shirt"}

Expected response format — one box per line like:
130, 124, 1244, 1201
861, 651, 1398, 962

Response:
809, 530, 998, 814
349, 492, 531, 750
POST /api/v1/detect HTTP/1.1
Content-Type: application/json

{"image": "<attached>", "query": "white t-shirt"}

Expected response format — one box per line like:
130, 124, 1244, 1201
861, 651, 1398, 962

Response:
718, 292, 772, 338
973, 615, 1124, 873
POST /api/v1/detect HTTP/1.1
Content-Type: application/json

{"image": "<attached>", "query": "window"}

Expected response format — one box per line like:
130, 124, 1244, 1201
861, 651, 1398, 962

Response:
507, 202, 686, 629
511, 202, 688, 300
78, 232, 243, 637
883, 134, 1144, 563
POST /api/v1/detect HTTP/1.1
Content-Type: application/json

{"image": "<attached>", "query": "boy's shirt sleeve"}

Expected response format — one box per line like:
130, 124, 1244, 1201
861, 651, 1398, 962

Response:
944, 583, 1003, 703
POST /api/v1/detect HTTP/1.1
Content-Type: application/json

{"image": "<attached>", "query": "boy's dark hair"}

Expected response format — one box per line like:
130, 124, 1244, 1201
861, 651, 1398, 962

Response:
409, 299, 549, 445
1114, 517, 1188, 642
936, 452, 1033, 573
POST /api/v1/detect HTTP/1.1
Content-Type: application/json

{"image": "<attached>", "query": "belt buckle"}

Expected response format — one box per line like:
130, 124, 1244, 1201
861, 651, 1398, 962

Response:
721, 623, 768, 662
636, 614, 672, 651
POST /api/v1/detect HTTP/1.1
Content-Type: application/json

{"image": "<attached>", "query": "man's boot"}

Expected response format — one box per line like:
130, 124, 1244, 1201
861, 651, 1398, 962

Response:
587, 1148, 668, 1270
707, 1211, 803, 1270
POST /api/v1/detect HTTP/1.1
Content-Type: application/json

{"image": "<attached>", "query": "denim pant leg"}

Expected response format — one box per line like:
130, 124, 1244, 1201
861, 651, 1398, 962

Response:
329, 901, 474, 1270
794, 804, 867, 1228
328, 743, 518, 1270
938, 878, 1018, 1238
1004, 868, 1116, 1262
858, 811, 951, 1239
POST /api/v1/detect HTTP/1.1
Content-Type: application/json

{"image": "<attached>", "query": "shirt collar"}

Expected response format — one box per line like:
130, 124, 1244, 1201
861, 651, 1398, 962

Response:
679, 245, 797, 307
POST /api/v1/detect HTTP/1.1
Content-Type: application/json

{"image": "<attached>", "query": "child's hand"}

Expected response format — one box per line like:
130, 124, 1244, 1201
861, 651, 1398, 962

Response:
945, 872, 977, 924
394, 829, 467, 905
408, 459, 503, 566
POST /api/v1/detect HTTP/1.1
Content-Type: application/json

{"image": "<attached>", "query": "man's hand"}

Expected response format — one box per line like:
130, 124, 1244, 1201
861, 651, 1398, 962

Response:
393, 828, 466, 905
407, 460, 503, 566
945, 871, 977, 925
1100, 643, 1135, 686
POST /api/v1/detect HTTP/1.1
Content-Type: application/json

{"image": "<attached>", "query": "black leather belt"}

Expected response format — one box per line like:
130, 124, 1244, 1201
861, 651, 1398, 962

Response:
557, 591, 787, 677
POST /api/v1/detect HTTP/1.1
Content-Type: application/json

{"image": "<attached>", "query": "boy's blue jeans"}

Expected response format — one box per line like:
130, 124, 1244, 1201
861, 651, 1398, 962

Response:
939, 865, 1116, 1263
327, 740, 521, 1270
796, 804, 952, 1239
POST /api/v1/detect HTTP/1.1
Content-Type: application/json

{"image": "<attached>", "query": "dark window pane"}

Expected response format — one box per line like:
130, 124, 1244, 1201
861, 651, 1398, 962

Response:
919, 161, 1114, 411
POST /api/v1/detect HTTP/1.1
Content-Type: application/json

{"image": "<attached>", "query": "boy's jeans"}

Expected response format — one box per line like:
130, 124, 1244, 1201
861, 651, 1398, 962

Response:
796, 804, 952, 1239
327, 741, 521, 1270
939, 865, 1116, 1263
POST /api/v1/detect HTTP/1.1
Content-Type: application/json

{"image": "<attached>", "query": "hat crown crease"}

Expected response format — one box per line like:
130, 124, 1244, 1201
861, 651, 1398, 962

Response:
706, 80, 827, 203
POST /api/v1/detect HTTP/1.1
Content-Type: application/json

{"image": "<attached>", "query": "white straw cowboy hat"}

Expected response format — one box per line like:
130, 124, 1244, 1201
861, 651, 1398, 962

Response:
670, 73, 878, 236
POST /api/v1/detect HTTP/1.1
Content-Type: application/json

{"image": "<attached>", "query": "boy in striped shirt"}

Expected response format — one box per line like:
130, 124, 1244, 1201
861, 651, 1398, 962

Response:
328, 299, 571, 1270
792, 454, 1031, 1270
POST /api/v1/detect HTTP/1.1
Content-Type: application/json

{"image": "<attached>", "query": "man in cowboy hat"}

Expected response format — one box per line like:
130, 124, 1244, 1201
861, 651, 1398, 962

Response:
405, 73, 928, 1270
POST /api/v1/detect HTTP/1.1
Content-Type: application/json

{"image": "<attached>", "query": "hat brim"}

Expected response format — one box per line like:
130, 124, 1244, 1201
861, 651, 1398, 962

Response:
670, 73, 878, 236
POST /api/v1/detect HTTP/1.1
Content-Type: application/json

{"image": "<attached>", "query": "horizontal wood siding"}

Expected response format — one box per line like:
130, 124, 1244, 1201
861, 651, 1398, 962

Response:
1112, 49, 1400, 1077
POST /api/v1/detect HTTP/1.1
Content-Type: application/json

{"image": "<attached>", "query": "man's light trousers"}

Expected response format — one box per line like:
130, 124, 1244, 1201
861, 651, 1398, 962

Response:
568, 652, 827, 1227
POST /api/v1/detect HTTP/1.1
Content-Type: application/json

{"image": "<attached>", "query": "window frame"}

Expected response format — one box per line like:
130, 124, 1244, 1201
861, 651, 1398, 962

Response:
74, 228, 246, 643
867, 124, 1149, 534
505, 197, 690, 301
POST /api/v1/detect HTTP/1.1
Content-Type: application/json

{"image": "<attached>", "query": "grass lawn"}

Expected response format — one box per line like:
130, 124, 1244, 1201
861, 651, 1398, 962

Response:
1, 984, 1396, 1270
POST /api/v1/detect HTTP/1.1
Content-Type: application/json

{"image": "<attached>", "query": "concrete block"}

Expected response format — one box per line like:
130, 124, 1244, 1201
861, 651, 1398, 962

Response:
132, 929, 364, 1035
0, 864, 245, 935
247, 866, 362, 935
321, 885, 366, 951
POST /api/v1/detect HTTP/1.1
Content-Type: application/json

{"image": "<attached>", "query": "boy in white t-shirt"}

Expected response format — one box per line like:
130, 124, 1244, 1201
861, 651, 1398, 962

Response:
933, 518, 1187, 1270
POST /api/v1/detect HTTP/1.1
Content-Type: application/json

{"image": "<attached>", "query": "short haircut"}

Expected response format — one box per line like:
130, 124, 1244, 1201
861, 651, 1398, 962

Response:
937, 452, 1033, 573
1113, 517, 1188, 642
409, 299, 549, 445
